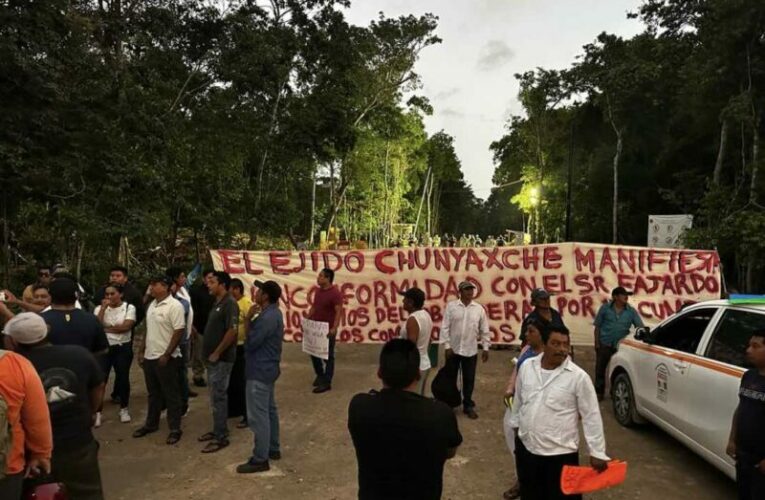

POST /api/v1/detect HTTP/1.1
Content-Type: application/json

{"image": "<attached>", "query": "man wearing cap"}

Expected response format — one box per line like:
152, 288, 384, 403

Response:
441, 281, 491, 419
593, 287, 645, 400
520, 288, 566, 345
399, 287, 433, 395
237, 280, 284, 474
133, 276, 186, 445
5, 313, 105, 499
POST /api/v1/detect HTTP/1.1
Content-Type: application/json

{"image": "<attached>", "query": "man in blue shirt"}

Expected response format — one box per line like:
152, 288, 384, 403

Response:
237, 280, 284, 474
593, 287, 644, 400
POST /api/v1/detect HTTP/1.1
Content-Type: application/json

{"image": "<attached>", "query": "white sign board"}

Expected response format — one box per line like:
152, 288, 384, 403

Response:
301, 318, 329, 360
648, 215, 693, 248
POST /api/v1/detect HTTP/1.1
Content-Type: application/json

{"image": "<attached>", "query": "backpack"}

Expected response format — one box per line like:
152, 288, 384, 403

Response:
0, 350, 12, 480
431, 361, 461, 408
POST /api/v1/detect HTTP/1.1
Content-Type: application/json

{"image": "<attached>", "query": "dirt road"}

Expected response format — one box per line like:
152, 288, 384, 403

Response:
97, 344, 736, 499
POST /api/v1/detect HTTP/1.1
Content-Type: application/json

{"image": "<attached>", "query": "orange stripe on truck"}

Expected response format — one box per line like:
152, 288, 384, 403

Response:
621, 339, 745, 378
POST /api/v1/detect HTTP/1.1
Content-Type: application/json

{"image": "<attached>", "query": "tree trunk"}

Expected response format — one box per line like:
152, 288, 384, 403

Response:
606, 95, 623, 245
751, 125, 760, 204
309, 166, 317, 245
2, 194, 9, 289
713, 119, 728, 186
256, 78, 287, 207
414, 167, 432, 237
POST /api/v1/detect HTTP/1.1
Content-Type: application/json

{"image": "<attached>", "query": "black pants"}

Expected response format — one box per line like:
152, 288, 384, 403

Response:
594, 345, 617, 396
445, 353, 477, 410
311, 336, 336, 385
143, 357, 182, 431
737, 459, 765, 500
0, 473, 23, 500
227, 345, 247, 418
52, 440, 104, 500
516, 438, 581, 500
178, 340, 190, 410
102, 342, 133, 408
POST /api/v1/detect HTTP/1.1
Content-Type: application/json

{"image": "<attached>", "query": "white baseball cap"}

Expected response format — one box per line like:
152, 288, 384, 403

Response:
4, 312, 48, 344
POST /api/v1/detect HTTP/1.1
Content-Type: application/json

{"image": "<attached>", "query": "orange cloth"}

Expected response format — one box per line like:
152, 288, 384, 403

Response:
0, 350, 53, 475
561, 460, 628, 495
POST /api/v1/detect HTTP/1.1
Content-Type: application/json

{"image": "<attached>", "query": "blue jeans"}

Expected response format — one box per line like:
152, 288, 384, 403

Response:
206, 361, 234, 440
246, 380, 280, 463
310, 336, 336, 384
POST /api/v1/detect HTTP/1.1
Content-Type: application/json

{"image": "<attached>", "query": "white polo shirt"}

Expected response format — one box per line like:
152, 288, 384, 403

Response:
144, 295, 185, 360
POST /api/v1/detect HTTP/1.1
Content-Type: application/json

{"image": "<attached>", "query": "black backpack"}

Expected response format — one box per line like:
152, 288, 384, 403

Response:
431, 362, 461, 408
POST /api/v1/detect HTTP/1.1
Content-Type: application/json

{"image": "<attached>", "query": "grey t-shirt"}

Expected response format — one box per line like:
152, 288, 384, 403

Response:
202, 294, 239, 363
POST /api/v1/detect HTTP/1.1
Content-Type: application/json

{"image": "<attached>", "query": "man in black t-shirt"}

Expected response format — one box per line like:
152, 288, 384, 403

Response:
5, 312, 106, 500
728, 329, 765, 500
348, 339, 463, 500
198, 271, 239, 453
41, 278, 109, 357
190, 270, 216, 386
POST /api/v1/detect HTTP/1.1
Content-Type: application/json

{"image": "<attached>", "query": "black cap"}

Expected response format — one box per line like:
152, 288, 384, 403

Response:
612, 287, 633, 297
254, 280, 282, 302
531, 288, 552, 301
149, 275, 173, 287
399, 287, 426, 307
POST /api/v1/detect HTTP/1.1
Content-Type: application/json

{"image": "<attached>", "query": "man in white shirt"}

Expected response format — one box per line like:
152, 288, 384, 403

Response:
509, 325, 609, 500
441, 281, 491, 419
133, 276, 186, 445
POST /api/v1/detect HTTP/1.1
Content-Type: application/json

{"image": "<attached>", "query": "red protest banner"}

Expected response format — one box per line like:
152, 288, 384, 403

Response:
211, 243, 721, 345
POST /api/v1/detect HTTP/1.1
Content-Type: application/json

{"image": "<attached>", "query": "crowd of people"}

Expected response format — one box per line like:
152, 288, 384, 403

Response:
0, 262, 763, 500
391, 233, 512, 248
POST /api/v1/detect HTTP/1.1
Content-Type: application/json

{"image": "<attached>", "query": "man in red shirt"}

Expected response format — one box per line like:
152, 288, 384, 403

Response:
308, 268, 343, 394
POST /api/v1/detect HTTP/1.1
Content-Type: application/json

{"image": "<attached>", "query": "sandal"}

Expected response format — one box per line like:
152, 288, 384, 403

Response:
197, 432, 216, 442
201, 439, 229, 454
166, 430, 183, 445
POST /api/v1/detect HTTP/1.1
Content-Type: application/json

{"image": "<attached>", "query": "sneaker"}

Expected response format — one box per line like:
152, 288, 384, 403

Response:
94, 412, 102, 428
119, 408, 131, 423
236, 459, 270, 474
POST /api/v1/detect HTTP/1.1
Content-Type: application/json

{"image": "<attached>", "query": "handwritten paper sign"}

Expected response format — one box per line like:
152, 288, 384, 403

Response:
301, 318, 329, 360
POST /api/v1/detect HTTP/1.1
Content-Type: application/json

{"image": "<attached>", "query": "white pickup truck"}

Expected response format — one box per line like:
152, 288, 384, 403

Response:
607, 300, 765, 479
